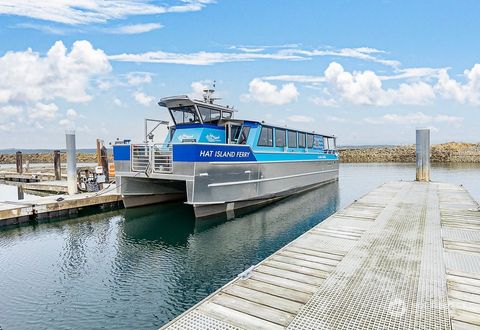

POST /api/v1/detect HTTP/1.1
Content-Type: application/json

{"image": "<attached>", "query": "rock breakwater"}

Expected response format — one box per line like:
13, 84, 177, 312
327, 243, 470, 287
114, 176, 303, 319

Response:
340, 142, 480, 163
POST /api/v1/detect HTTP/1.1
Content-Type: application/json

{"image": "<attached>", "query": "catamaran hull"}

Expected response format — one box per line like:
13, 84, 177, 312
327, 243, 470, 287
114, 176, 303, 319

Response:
117, 160, 339, 218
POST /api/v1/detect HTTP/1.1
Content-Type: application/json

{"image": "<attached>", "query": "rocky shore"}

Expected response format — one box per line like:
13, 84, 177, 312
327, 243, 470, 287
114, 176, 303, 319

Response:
1, 142, 479, 164
339, 142, 480, 163
0, 152, 98, 164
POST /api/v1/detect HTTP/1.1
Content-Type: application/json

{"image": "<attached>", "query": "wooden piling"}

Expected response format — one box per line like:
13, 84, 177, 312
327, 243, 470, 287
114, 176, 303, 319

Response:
15, 151, 23, 174
101, 146, 109, 181
53, 150, 61, 180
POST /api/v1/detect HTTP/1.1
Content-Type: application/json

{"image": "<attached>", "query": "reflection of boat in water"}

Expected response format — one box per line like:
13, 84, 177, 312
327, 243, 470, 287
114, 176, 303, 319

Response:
121, 180, 339, 246
114, 88, 339, 218
123, 202, 195, 245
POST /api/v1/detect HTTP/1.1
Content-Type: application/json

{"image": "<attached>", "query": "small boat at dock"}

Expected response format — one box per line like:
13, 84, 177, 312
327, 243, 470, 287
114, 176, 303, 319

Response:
113, 89, 339, 218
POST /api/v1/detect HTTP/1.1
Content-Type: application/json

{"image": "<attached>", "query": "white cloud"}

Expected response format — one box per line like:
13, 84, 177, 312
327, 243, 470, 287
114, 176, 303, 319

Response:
66, 108, 77, 119
28, 102, 59, 120
0, 0, 214, 25
0, 105, 22, 116
364, 112, 463, 125
326, 116, 346, 123
133, 91, 155, 106
316, 62, 436, 106
114, 98, 124, 107
0, 40, 111, 105
311, 97, 338, 107
435, 65, 480, 105
126, 72, 153, 85
279, 47, 400, 67
287, 115, 314, 123
109, 50, 303, 65
242, 79, 299, 105
108, 23, 163, 34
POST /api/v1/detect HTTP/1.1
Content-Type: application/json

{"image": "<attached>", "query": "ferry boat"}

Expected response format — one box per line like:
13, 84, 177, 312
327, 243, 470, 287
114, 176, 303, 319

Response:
113, 89, 339, 218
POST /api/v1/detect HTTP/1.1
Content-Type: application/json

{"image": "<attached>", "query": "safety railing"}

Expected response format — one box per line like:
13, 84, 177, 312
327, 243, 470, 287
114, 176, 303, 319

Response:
152, 144, 173, 173
131, 144, 151, 172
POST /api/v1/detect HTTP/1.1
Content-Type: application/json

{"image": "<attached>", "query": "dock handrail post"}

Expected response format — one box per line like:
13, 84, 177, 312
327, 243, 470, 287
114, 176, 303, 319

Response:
53, 150, 61, 180
416, 128, 430, 181
65, 130, 78, 195
15, 151, 23, 174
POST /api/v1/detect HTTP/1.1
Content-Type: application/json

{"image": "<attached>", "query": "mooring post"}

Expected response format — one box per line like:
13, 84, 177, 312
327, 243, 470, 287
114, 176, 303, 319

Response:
65, 131, 78, 195
96, 138, 102, 166
53, 150, 61, 180
101, 146, 109, 182
15, 151, 23, 174
416, 128, 430, 181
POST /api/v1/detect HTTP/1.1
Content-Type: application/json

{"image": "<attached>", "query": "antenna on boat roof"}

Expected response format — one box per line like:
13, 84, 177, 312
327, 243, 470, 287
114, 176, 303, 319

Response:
203, 80, 220, 104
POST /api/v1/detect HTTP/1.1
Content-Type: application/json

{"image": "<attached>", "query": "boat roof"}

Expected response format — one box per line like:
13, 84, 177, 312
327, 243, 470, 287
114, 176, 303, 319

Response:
158, 95, 335, 138
158, 95, 237, 112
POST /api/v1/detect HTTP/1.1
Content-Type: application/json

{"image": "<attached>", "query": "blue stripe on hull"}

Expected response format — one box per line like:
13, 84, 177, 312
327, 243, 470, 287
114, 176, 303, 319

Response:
172, 143, 338, 162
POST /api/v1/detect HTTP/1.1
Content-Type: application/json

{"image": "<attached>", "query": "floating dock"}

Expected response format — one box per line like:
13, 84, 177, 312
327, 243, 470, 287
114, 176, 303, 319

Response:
0, 184, 122, 226
0, 171, 67, 182
162, 181, 480, 329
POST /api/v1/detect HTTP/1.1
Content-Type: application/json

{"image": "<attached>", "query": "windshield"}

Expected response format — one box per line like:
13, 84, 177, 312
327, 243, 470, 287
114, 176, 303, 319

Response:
169, 106, 200, 125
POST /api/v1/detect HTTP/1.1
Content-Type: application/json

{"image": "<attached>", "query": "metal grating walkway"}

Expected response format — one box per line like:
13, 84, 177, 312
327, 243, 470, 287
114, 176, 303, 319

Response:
161, 181, 480, 330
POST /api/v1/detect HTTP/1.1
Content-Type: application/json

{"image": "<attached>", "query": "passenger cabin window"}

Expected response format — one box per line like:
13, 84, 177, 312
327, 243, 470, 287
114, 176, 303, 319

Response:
323, 137, 329, 149
222, 111, 233, 119
238, 126, 251, 145
275, 129, 286, 147
258, 127, 273, 147
307, 134, 314, 148
169, 106, 200, 125
298, 133, 306, 148
288, 131, 297, 148
198, 106, 221, 123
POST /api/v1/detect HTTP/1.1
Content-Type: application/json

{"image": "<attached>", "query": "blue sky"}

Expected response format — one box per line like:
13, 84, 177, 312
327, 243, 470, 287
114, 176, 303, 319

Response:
0, 0, 479, 148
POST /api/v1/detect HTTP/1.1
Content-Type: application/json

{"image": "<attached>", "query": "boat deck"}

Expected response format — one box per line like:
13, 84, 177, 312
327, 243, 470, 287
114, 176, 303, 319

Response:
161, 181, 480, 329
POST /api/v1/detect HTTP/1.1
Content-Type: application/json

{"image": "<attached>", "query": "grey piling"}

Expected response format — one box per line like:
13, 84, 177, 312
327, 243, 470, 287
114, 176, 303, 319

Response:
415, 128, 430, 182
53, 150, 61, 180
65, 131, 78, 195
15, 151, 23, 174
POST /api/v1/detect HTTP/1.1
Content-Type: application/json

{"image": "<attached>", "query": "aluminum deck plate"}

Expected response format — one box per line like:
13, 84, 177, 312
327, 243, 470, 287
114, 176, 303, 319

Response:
161, 181, 480, 330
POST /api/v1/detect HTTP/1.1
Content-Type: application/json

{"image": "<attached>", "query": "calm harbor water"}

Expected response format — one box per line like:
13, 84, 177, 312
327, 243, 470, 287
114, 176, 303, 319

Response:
0, 163, 479, 329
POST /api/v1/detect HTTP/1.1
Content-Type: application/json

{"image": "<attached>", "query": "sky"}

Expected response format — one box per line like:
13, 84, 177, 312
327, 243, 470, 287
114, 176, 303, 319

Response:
0, 0, 479, 148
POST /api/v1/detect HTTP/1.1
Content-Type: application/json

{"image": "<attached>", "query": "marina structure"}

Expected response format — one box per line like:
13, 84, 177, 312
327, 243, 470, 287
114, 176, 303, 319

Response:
161, 180, 480, 329
113, 90, 339, 218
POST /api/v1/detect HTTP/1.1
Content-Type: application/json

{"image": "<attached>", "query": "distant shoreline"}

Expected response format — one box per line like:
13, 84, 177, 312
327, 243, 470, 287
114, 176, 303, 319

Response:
339, 142, 480, 163
0, 142, 479, 164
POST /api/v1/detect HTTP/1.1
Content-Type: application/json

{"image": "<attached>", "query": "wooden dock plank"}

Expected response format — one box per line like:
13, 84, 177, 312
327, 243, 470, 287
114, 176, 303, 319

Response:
222, 285, 304, 314
234, 279, 311, 304
210, 293, 295, 326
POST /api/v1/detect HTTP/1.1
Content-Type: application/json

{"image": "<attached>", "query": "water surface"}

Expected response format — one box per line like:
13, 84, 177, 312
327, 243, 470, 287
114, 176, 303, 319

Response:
0, 163, 479, 329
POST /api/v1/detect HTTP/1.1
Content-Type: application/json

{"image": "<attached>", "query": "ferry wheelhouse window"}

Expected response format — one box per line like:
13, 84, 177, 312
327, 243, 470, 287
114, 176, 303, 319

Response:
198, 106, 221, 123
275, 129, 286, 147
170, 106, 200, 124
307, 134, 314, 148
238, 126, 251, 145
258, 127, 273, 147
288, 131, 297, 148
298, 132, 306, 148
222, 111, 233, 119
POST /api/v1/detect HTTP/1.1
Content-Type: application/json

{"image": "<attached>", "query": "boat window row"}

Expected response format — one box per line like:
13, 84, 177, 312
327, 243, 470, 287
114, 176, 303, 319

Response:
257, 126, 324, 149
169, 105, 233, 125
